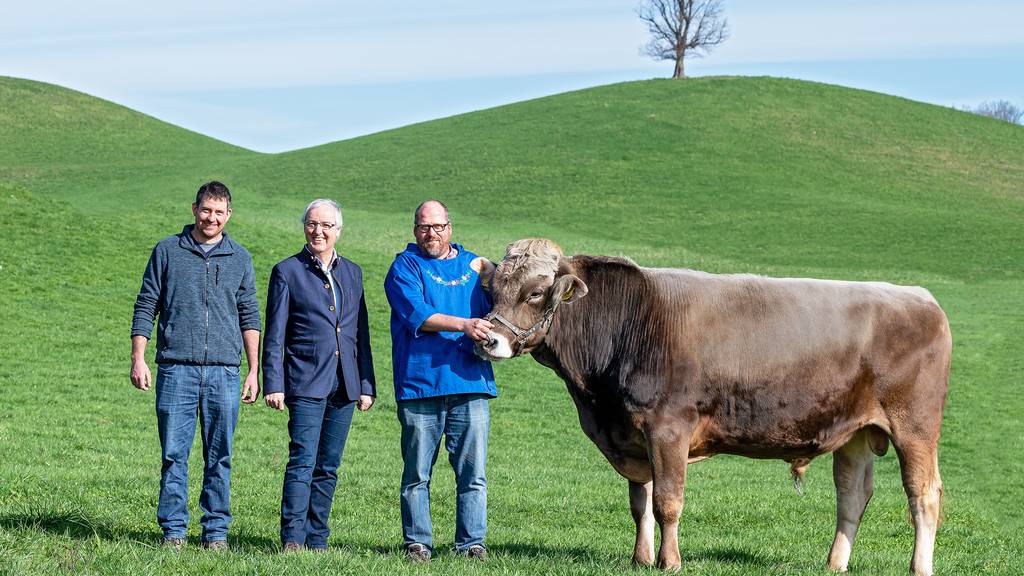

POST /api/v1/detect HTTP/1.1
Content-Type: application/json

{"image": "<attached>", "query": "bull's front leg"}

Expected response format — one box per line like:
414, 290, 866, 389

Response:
629, 480, 655, 565
646, 423, 693, 571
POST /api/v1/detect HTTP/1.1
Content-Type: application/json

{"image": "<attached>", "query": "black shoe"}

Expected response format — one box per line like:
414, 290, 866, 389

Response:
405, 542, 431, 563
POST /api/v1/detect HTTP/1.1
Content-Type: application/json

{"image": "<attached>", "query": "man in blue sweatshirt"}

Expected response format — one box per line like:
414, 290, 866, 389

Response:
130, 181, 261, 551
384, 200, 496, 563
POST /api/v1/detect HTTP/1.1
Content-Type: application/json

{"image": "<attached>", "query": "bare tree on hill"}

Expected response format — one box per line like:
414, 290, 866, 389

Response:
972, 100, 1024, 125
638, 0, 729, 78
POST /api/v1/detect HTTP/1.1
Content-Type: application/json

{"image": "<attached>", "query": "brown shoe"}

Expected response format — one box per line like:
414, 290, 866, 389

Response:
463, 544, 487, 561
202, 540, 229, 552
405, 543, 431, 563
282, 541, 304, 554
162, 537, 186, 551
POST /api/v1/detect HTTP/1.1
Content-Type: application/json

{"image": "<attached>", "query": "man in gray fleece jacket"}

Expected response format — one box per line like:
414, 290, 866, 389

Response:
130, 181, 261, 551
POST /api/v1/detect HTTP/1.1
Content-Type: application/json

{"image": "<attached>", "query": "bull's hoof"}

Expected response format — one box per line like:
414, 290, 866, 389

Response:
656, 559, 682, 572
631, 554, 655, 567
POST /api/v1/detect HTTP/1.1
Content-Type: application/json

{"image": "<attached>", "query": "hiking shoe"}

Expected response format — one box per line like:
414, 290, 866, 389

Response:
405, 542, 431, 563
463, 544, 488, 561
162, 537, 186, 551
202, 540, 229, 552
282, 541, 304, 554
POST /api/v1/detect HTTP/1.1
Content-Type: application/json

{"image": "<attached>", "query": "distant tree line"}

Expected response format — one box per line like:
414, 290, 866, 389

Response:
966, 100, 1024, 125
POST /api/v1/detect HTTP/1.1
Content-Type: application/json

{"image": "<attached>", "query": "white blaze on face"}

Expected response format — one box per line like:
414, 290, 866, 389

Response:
483, 331, 513, 359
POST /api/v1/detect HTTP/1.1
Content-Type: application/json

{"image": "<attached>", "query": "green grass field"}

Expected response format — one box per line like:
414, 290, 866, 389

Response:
0, 75, 1021, 575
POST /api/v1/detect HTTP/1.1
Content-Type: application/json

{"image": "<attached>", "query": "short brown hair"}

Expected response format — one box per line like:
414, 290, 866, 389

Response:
195, 181, 232, 208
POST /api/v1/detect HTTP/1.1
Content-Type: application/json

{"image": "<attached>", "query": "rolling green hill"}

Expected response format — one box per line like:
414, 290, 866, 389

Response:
0, 77, 255, 213
1, 75, 1022, 575
241, 77, 1023, 282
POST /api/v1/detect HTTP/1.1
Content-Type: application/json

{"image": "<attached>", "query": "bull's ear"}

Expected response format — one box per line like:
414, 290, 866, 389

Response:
471, 257, 497, 291
551, 273, 588, 304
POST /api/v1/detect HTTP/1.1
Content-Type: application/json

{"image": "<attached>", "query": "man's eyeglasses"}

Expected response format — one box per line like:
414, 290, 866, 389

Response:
305, 221, 337, 231
414, 222, 449, 234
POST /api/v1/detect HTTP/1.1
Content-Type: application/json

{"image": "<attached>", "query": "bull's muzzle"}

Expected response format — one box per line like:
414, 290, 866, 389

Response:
475, 331, 513, 360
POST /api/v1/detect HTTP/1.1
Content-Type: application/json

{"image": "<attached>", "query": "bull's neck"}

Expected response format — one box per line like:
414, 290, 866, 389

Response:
540, 271, 654, 387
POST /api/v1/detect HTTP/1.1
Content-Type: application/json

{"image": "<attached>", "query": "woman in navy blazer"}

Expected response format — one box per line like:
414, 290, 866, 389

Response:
262, 199, 376, 552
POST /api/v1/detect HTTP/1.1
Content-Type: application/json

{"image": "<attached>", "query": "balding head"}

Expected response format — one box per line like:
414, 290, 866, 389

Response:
414, 200, 449, 225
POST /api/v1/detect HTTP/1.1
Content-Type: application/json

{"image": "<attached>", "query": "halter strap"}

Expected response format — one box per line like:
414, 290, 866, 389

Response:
485, 304, 558, 348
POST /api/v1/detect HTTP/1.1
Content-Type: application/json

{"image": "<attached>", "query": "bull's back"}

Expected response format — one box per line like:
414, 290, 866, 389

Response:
647, 269, 949, 458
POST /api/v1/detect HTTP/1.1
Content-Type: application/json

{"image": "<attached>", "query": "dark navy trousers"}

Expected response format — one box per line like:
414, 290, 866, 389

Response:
280, 390, 356, 547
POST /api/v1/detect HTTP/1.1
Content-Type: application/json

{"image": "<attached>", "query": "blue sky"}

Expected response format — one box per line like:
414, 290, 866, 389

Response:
3, 0, 1022, 152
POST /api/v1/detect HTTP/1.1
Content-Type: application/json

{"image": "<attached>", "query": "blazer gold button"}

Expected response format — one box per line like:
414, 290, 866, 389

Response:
329, 305, 336, 311
324, 283, 330, 289
334, 350, 340, 357
336, 327, 341, 333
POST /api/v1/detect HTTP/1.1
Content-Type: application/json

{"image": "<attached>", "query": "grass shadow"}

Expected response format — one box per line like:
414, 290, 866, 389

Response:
0, 508, 276, 550
487, 542, 608, 563
364, 541, 603, 562
684, 546, 778, 567
0, 508, 152, 543
487, 542, 777, 569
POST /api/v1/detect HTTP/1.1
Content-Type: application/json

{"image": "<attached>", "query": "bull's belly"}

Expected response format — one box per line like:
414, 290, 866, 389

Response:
687, 358, 887, 460
565, 374, 885, 478
689, 406, 879, 461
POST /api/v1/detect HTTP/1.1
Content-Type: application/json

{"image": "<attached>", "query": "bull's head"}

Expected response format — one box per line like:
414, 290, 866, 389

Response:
476, 238, 588, 359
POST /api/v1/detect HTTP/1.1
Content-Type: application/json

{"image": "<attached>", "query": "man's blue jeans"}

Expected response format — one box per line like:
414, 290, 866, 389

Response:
398, 394, 490, 551
280, 392, 356, 548
155, 363, 240, 542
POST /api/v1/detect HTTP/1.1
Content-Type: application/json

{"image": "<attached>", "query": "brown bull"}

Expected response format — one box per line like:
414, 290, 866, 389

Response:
475, 239, 949, 576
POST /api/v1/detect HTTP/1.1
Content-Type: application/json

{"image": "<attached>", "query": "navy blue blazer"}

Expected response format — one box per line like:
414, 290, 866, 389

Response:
262, 248, 376, 400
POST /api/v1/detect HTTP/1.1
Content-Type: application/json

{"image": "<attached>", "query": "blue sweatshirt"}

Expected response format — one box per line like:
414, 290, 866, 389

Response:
384, 243, 496, 401
132, 225, 261, 366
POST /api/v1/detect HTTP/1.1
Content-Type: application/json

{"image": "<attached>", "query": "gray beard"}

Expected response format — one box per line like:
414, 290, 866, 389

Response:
421, 241, 449, 259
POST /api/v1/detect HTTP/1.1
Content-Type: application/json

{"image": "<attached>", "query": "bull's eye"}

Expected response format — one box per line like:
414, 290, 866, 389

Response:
528, 290, 544, 301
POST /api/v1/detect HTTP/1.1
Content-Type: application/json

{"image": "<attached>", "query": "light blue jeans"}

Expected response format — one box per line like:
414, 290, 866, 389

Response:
155, 363, 240, 542
398, 394, 490, 551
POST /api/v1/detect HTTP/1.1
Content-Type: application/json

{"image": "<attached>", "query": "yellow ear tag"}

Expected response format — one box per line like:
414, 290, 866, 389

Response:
562, 287, 574, 302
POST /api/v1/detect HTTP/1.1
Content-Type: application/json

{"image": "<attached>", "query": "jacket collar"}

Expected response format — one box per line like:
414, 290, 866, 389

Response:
179, 224, 236, 256
302, 244, 340, 271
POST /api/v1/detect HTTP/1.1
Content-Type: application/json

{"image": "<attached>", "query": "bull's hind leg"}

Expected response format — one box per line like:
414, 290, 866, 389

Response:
894, 438, 942, 576
827, 429, 877, 572
888, 337, 948, 576
629, 480, 655, 566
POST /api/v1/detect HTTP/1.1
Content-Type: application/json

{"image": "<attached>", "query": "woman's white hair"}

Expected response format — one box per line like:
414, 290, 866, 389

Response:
301, 199, 343, 228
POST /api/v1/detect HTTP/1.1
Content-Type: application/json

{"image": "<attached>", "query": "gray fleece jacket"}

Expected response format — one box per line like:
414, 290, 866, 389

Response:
131, 225, 261, 366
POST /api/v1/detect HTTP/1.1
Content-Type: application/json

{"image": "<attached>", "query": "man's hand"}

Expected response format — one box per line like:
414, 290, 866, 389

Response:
461, 318, 494, 342
265, 392, 285, 411
357, 394, 374, 412
241, 371, 260, 404
130, 357, 152, 391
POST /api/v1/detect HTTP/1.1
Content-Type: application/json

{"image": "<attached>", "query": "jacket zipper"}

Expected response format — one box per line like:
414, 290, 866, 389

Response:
203, 257, 210, 364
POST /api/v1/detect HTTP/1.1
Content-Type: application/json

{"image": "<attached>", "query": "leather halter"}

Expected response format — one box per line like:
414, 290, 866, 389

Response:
484, 304, 558, 350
